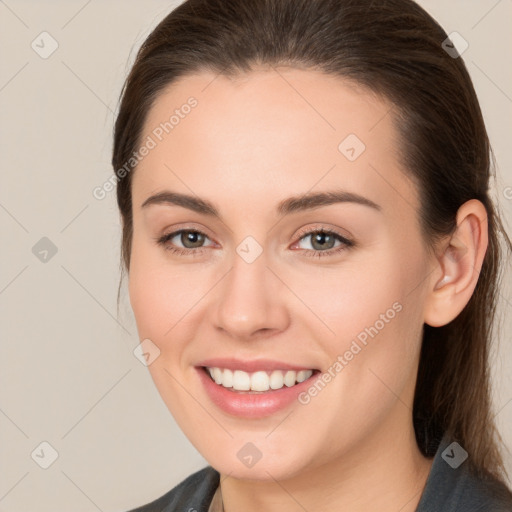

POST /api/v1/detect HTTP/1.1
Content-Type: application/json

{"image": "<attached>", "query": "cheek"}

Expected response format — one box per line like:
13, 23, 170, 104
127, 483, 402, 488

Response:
128, 248, 201, 410
129, 267, 167, 340
284, 247, 409, 346
128, 240, 183, 342
128, 240, 217, 364
297, 243, 426, 397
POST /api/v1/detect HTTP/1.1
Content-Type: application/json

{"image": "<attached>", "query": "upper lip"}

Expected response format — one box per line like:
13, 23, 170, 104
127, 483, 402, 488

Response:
196, 358, 319, 373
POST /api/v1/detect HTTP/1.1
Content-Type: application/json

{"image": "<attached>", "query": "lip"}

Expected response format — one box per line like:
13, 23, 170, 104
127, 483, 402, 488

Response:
195, 364, 320, 418
196, 357, 318, 373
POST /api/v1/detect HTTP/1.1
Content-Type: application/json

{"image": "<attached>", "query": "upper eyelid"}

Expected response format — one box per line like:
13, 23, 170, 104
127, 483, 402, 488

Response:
294, 224, 352, 242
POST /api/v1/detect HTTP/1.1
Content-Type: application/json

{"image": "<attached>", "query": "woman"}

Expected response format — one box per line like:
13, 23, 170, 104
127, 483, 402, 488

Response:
112, 0, 512, 510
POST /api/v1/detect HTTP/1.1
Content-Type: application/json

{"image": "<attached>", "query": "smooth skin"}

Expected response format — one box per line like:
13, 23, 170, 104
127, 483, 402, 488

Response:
128, 67, 488, 512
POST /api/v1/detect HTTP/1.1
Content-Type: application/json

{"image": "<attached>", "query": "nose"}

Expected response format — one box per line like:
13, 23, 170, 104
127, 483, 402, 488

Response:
212, 249, 290, 341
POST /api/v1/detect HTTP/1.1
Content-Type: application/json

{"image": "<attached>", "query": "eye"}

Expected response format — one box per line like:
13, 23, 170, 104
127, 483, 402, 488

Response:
292, 226, 355, 258
156, 228, 214, 256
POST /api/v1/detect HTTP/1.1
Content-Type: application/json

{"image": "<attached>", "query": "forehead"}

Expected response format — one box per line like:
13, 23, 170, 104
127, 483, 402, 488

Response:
132, 67, 419, 221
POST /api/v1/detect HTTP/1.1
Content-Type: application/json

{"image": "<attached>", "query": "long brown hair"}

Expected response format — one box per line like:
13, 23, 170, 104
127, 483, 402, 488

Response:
112, 0, 512, 487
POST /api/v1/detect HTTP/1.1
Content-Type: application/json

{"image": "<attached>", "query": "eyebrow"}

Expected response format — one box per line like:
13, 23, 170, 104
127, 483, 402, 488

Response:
141, 189, 382, 217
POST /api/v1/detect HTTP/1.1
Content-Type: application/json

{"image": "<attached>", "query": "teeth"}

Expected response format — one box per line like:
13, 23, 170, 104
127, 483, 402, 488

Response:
269, 370, 284, 390
222, 369, 233, 388
233, 370, 251, 390
283, 370, 296, 387
205, 367, 314, 392
296, 370, 311, 383
251, 371, 269, 392
212, 367, 222, 385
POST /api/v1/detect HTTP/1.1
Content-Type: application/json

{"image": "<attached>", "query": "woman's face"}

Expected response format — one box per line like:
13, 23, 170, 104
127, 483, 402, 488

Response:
128, 67, 435, 480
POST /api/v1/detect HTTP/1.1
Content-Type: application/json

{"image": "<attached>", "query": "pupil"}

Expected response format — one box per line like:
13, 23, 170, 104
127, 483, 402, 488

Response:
313, 232, 333, 250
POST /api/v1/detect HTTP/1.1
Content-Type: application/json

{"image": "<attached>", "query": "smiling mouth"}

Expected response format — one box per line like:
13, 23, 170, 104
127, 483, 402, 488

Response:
202, 366, 320, 393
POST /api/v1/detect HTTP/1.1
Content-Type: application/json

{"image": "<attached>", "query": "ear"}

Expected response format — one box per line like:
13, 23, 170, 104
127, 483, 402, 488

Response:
423, 199, 489, 327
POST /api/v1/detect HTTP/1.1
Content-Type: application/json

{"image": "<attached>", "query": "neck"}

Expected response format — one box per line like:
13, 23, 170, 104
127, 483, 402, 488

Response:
219, 418, 434, 512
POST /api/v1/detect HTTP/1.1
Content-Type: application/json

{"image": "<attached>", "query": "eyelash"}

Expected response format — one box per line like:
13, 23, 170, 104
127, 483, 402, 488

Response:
155, 225, 355, 259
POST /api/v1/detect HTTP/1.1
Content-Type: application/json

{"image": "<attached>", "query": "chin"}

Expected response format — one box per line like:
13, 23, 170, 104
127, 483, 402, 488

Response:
210, 457, 305, 482
197, 438, 313, 482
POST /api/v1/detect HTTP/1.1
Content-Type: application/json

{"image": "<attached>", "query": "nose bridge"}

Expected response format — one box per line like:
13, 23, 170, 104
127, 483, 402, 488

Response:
223, 242, 270, 316
213, 237, 287, 338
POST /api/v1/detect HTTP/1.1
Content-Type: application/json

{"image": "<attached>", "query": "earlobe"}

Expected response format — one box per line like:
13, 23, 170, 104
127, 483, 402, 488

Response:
423, 199, 489, 328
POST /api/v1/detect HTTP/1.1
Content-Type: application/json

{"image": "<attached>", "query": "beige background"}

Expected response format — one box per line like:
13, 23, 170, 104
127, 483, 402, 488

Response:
1, 1, 511, 511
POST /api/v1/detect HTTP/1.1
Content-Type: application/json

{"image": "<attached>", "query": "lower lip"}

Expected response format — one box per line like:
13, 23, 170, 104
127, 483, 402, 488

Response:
196, 367, 318, 418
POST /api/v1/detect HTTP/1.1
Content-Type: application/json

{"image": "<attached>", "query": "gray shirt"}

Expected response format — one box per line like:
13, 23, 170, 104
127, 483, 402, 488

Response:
128, 432, 512, 511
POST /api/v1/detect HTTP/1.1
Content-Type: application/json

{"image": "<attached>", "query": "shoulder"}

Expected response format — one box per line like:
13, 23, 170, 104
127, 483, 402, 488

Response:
437, 465, 512, 511
416, 433, 512, 512
126, 465, 220, 512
